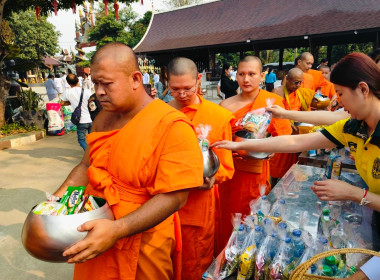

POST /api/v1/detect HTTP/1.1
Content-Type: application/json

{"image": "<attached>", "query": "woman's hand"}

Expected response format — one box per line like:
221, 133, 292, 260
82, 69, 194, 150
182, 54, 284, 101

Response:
266, 105, 288, 119
311, 179, 359, 201
211, 140, 240, 151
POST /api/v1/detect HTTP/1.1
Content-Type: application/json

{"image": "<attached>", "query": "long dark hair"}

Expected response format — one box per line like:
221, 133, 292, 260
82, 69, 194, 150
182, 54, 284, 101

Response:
222, 63, 231, 76
330, 53, 380, 99
159, 66, 168, 88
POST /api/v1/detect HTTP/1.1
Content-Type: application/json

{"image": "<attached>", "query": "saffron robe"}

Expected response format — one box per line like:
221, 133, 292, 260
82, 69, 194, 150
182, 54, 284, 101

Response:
217, 90, 292, 254
179, 95, 234, 279
73, 100, 204, 280
302, 72, 315, 90
270, 87, 313, 178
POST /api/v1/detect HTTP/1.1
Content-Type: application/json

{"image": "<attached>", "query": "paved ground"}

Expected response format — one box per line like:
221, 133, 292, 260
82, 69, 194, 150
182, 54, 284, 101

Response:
0, 132, 82, 280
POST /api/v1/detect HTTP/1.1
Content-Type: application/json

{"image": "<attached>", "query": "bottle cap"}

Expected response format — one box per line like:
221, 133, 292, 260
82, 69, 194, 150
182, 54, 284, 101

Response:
285, 237, 291, 243
318, 236, 328, 244
278, 222, 287, 229
292, 229, 302, 237
279, 199, 285, 204
255, 225, 262, 232
322, 208, 330, 215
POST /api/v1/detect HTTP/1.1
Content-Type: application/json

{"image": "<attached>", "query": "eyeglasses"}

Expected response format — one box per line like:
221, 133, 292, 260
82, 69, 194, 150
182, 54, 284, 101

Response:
289, 80, 303, 86
169, 83, 197, 96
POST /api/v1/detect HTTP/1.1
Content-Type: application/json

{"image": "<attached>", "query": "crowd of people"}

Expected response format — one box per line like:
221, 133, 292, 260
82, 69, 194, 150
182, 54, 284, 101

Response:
45, 42, 380, 280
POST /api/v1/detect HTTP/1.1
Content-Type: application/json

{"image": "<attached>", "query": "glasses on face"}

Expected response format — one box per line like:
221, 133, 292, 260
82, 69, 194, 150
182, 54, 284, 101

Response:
289, 80, 303, 86
169, 83, 197, 97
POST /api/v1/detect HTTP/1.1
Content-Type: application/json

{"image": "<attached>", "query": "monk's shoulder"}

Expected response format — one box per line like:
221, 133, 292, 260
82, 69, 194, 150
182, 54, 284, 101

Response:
220, 95, 241, 111
260, 89, 284, 103
272, 86, 284, 98
203, 99, 233, 117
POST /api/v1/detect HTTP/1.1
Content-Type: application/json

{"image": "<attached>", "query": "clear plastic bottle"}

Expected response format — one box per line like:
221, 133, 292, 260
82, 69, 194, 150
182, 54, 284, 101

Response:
292, 229, 305, 259
263, 217, 274, 236
257, 195, 271, 222
254, 225, 264, 248
318, 208, 332, 238
277, 221, 288, 241
269, 237, 293, 280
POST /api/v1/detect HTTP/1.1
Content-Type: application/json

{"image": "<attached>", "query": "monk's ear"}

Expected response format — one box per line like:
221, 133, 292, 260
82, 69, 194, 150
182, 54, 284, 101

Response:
131, 71, 143, 90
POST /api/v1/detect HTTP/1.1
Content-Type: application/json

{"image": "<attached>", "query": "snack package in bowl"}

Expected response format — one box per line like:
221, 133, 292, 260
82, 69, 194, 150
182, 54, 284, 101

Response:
236, 98, 275, 139
196, 124, 212, 151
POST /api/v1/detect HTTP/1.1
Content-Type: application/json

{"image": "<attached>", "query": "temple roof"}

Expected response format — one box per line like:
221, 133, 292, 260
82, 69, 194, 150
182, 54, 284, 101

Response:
134, 0, 380, 53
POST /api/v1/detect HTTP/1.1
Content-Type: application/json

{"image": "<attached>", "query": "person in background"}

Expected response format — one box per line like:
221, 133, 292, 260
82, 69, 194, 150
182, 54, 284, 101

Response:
82, 72, 94, 92
264, 67, 277, 92
317, 57, 328, 69
319, 65, 331, 81
216, 79, 225, 100
60, 74, 93, 150
153, 70, 160, 87
142, 70, 150, 85
220, 63, 239, 99
156, 66, 173, 103
53, 42, 203, 280
44, 74, 59, 101
54, 73, 63, 98
230, 67, 237, 81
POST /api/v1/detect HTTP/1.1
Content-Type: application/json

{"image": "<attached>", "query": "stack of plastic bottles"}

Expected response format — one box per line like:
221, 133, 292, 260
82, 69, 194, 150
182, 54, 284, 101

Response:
203, 187, 368, 280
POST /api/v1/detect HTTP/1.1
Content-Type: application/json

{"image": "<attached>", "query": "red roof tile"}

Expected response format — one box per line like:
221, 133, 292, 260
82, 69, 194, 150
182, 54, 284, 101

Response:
134, 0, 380, 53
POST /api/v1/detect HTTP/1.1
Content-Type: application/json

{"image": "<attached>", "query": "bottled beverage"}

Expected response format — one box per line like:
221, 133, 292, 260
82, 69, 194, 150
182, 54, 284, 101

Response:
277, 221, 288, 240
237, 224, 247, 250
270, 198, 287, 221
269, 237, 293, 280
254, 225, 264, 248
263, 217, 274, 236
257, 195, 271, 223
318, 208, 332, 238
292, 229, 305, 259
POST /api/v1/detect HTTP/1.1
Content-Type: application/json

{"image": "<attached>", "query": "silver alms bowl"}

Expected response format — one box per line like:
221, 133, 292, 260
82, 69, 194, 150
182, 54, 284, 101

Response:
202, 148, 220, 178
233, 130, 271, 159
21, 197, 114, 262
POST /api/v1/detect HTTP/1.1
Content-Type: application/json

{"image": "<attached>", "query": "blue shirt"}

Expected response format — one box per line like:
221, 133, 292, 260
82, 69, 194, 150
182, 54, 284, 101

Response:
265, 72, 277, 83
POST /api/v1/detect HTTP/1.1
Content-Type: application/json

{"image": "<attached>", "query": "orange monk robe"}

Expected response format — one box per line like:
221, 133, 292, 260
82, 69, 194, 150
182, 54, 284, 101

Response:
179, 95, 234, 279
270, 87, 313, 178
321, 80, 337, 100
302, 72, 315, 90
308, 69, 329, 91
73, 100, 204, 280
217, 90, 292, 254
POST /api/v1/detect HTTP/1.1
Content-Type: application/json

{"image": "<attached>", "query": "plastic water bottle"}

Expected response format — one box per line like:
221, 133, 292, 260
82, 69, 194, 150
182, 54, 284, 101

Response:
269, 237, 293, 280
277, 221, 288, 240
268, 232, 280, 260
270, 198, 287, 221
263, 217, 274, 236
237, 224, 246, 249
257, 195, 271, 223
292, 229, 305, 259
254, 225, 264, 248
318, 208, 332, 238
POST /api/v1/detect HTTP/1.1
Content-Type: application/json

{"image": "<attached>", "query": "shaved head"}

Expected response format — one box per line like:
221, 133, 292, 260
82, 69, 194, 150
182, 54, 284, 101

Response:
287, 67, 304, 80
91, 42, 139, 75
167, 57, 198, 79
300, 52, 313, 61
239, 56, 263, 72
319, 65, 330, 71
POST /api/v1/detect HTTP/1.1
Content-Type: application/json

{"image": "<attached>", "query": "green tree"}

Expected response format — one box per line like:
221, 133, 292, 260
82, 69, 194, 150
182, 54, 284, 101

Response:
8, 9, 60, 73
164, 0, 201, 8
0, 0, 136, 127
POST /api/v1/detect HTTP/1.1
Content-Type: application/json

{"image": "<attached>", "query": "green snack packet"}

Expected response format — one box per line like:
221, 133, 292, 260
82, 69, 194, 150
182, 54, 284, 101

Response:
60, 186, 86, 215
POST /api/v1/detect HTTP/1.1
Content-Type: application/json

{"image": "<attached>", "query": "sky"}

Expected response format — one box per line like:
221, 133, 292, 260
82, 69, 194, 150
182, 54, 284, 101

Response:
47, 0, 168, 54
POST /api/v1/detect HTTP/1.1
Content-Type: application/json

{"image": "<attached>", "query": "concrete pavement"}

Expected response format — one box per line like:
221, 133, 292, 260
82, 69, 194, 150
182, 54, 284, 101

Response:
0, 132, 83, 280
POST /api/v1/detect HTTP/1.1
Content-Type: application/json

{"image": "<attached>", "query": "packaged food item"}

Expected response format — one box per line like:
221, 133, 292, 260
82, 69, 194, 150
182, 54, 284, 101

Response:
60, 186, 86, 215
82, 195, 100, 212
196, 124, 212, 151
331, 157, 342, 179
33, 201, 67, 216
236, 98, 275, 139
325, 152, 340, 179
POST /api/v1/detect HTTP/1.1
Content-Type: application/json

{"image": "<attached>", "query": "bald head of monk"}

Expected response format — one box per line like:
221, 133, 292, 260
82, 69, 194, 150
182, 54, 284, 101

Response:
167, 57, 200, 108
90, 42, 150, 114
297, 52, 314, 73
286, 68, 304, 92
319, 65, 330, 80
236, 56, 264, 94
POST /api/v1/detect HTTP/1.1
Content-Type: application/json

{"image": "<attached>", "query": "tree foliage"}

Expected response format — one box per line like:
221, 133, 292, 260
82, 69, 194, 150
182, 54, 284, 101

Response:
164, 0, 201, 8
8, 9, 60, 71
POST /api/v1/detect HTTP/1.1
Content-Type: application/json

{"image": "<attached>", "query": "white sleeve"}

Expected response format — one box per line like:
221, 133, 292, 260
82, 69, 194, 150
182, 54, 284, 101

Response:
361, 256, 380, 280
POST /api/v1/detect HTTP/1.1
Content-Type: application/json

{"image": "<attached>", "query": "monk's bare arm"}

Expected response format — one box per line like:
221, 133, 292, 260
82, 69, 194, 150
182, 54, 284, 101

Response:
53, 148, 90, 197
116, 189, 189, 237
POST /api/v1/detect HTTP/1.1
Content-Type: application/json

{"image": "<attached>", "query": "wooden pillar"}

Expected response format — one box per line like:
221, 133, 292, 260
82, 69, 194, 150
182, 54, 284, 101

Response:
279, 48, 284, 70
209, 50, 216, 72
240, 51, 244, 59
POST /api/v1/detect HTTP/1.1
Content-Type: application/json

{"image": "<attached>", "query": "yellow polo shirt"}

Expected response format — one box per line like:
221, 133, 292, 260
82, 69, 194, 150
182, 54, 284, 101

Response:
321, 118, 380, 194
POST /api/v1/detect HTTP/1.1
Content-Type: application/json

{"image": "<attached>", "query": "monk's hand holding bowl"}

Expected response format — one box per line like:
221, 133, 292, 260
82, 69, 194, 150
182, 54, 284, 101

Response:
198, 176, 216, 190
63, 218, 122, 264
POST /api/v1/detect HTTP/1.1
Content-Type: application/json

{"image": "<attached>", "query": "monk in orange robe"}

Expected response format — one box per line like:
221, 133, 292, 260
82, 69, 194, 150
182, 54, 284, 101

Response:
167, 57, 234, 279
217, 56, 292, 253
53, 43, 204, 280
271, 68, 314, 181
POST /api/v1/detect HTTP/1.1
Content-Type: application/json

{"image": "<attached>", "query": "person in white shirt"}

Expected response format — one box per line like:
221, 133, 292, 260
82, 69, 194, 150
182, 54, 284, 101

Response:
153, 70, 159, 87
142, 70, 150, 85
60, 74, 92, 150
44, 74, 59, 101
82, 72, 94, 92
54, 74, 63, 97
